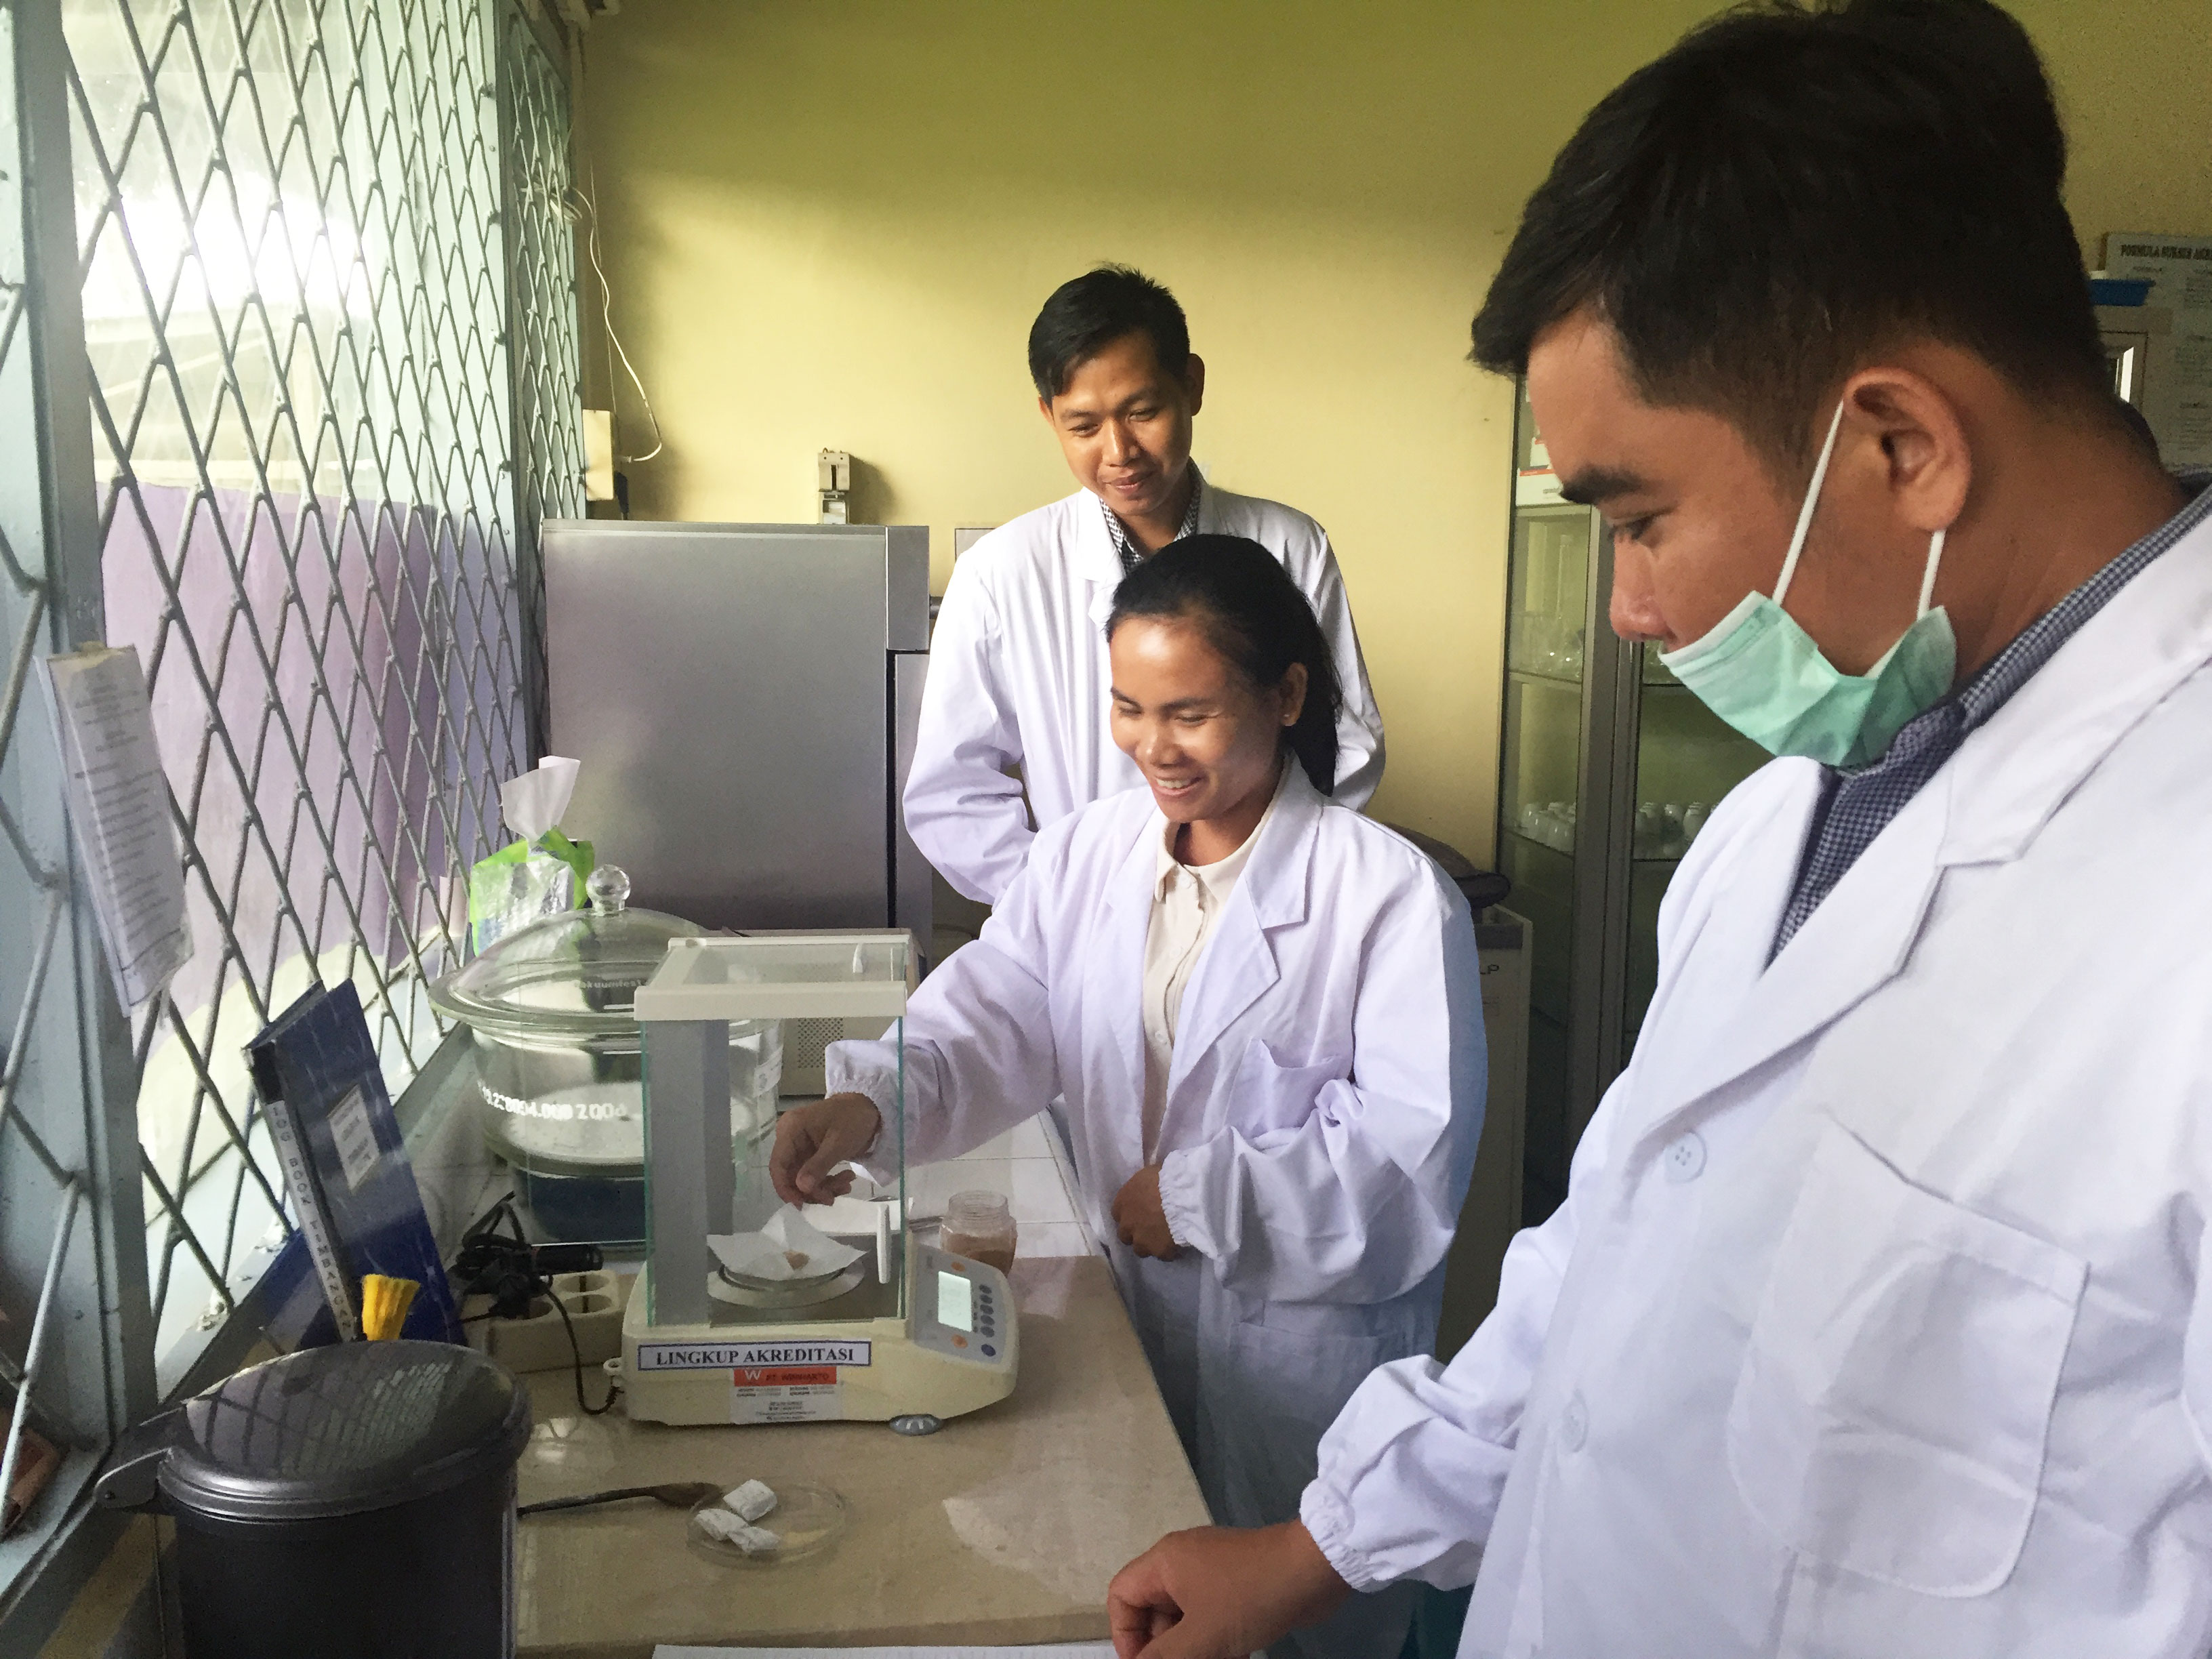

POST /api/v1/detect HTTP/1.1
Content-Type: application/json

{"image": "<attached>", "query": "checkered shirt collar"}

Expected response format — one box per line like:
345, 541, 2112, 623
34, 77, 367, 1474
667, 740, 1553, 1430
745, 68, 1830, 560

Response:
1771, 470, 2212, 958
1103, 474, 1204, 577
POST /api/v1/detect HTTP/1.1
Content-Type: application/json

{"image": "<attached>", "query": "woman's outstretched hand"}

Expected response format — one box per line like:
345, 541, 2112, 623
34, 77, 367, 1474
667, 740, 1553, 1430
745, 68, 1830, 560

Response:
769, 1093, 884, 1205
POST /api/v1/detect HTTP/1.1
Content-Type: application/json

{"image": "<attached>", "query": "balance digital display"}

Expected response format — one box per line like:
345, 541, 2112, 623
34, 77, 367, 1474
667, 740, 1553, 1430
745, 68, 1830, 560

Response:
937, 1270, 974, 1332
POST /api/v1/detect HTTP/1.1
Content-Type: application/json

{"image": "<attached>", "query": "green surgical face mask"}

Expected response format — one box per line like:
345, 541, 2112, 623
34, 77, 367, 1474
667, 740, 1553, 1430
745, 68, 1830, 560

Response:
1658, 401, 1956, 770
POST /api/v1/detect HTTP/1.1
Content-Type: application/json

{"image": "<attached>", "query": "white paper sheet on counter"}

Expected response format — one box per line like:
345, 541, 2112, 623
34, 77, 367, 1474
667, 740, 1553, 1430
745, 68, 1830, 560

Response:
652, 1647, 1113, 1658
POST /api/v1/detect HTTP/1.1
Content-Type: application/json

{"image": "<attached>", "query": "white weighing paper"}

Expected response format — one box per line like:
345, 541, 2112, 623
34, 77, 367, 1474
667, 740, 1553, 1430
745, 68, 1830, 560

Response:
42, 645, 191, 1008
327, 1086, 382, 1191
693, 1509, 779, 1554
709, 1206, 863, 1284
721, 1479, 777, 1521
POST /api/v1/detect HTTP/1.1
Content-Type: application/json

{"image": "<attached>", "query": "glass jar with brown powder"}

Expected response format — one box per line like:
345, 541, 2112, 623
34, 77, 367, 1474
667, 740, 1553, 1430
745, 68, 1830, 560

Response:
941, 1190, 1017, 1274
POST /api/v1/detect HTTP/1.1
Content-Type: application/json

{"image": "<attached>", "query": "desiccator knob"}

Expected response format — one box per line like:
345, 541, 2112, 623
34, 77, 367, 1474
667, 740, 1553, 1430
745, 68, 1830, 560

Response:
586, 865, 630, 915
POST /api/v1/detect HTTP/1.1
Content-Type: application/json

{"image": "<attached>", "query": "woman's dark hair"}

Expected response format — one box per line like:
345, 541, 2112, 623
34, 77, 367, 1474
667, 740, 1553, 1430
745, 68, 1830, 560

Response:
1106, 535, 1343, 796
1471, 0, 2115, 474
1028, 265, 1191, 401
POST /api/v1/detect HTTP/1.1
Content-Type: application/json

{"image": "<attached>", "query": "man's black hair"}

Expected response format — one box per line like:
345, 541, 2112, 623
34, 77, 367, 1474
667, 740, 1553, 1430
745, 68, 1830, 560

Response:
1471, 0, 2117, 472
1107, 535, 1343, 798
1028, 266, 1192, 401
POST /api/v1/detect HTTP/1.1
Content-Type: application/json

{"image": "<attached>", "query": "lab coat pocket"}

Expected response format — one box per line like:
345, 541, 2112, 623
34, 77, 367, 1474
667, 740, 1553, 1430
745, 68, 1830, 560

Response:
1229, 1039, 1351, 1138
1725, 1116, 2085, 1597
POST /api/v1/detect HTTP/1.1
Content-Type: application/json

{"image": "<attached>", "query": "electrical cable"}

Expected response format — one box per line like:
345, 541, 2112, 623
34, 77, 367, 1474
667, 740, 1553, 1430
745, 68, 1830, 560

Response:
546, 1288, 615, 1418
452, 1193, 617, 1416
567, 170, 663, 465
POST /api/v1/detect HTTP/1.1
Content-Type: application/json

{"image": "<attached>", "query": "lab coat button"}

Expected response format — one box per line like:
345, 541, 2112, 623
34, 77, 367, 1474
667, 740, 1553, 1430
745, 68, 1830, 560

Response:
1559, 1394, 1589, 1453
1662, 1130, 1706, 1184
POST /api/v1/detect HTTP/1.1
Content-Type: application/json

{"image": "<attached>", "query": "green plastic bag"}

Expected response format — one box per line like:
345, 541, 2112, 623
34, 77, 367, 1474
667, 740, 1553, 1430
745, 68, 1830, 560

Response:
468, 826, 596, 953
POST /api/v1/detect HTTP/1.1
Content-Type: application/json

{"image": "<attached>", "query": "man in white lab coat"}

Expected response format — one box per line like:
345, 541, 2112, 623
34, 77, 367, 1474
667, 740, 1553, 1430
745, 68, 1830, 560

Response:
905, 265, 1385, 905
1107, 3, 2212, 1657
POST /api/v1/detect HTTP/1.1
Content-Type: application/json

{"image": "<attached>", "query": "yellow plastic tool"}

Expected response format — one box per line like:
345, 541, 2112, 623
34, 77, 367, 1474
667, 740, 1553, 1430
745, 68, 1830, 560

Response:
360, 1274, 420, 1340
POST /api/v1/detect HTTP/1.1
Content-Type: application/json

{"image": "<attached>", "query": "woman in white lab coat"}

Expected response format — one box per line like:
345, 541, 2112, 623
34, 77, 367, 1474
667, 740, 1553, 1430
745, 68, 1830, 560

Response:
772, 535, 1486, 1659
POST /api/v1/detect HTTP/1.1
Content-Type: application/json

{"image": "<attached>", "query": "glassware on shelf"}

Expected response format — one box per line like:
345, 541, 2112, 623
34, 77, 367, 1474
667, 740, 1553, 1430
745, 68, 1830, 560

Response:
1630, 800, 1716, 860
1511, 615, 1588, 679
1513, 800, 1577, 854
1509, 510, 1591, 684
1633, 802, 1664, 858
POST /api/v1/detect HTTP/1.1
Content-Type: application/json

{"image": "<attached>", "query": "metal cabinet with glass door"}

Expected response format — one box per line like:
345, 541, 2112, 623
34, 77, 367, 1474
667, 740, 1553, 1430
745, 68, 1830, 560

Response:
1496, 383, 1769, 1219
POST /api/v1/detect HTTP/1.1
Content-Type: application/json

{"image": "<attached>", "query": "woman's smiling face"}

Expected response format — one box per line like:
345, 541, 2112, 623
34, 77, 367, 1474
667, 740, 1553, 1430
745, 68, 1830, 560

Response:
1109, 613, 1302, 830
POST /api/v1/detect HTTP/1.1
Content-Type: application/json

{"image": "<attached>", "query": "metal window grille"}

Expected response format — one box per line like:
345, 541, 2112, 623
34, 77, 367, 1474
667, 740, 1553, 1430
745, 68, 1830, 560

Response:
0, 0, 578, 1601
0, 0, 160, 1599
497, 0, 581, 747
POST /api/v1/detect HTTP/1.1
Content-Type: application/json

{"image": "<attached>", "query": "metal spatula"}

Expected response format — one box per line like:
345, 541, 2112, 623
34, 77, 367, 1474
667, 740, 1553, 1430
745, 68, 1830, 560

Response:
518, 1480, 720, 1517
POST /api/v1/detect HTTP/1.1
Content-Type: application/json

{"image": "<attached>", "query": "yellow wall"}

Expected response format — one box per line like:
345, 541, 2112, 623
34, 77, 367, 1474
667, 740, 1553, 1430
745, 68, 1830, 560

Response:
575, 1, 2212, 864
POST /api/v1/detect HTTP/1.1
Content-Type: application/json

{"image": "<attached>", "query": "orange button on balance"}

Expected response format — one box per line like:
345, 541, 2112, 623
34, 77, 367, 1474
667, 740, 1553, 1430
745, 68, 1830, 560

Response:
952, 1335, 968, 1348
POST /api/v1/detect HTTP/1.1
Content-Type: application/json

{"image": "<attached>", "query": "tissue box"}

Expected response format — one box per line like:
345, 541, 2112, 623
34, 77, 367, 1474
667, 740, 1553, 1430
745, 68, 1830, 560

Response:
468, 830, 594, 951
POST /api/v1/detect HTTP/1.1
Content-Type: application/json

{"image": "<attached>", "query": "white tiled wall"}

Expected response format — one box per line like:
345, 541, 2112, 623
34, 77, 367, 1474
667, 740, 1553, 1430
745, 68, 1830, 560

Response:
895, 1113, 1099, 1260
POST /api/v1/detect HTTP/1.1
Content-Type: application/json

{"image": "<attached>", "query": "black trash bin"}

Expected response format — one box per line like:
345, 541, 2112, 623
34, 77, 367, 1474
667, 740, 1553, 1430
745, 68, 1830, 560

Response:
96, 1339, 532, 1659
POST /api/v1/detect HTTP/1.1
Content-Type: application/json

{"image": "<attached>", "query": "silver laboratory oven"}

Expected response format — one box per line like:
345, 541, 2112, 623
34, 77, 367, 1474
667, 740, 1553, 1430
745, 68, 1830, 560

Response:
540, 520, 933, 960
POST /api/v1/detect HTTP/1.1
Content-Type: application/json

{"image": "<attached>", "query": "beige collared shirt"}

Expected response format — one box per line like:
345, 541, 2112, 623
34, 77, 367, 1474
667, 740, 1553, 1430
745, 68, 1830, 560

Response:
1139, 766, 1288, 1163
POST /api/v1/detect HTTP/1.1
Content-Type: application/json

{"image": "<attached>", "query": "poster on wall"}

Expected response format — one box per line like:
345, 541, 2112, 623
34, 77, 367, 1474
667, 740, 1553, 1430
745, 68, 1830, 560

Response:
2103, 232, 2212, 468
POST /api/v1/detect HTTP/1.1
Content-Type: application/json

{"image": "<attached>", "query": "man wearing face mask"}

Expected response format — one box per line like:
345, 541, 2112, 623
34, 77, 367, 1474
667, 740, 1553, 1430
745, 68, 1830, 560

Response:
1105, 3, 2212, 1658
905, 266, 1386, 907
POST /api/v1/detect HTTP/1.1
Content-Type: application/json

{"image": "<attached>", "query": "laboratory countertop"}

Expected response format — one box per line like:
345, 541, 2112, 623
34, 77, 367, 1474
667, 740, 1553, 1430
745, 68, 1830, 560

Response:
514, 1254, 1210, 1658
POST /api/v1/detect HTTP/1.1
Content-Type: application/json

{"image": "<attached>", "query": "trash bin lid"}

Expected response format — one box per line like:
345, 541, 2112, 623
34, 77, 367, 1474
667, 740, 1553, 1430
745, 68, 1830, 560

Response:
157, 1340, 531, 1523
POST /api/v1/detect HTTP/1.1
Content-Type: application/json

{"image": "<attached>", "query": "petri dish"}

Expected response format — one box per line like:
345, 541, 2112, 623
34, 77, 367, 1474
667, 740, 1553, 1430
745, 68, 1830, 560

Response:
684, 1481, 848, 1568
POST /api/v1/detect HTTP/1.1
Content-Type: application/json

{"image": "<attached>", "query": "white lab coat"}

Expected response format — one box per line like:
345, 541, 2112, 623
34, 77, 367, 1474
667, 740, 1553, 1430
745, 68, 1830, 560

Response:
1303, 500, 2212, 1658
905, 485, 1387, 904
830, 766, 1485, 1659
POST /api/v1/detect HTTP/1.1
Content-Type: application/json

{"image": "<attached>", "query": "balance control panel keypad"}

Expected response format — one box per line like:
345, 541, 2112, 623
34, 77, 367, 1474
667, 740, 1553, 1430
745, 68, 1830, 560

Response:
913, 1246, 1013, 1366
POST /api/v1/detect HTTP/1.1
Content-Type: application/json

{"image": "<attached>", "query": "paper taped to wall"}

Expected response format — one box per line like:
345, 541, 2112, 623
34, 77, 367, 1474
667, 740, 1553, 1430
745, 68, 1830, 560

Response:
42, 643, 191, 1008
2104, 232, 2212, 467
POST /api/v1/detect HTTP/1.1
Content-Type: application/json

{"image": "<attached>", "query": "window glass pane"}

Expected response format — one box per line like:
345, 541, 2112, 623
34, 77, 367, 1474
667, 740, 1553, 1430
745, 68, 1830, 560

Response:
62, 0, 579, 1382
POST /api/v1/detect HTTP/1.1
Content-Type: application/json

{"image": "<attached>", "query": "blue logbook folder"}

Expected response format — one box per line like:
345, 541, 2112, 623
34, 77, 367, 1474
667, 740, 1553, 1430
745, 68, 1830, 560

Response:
245, 981, 464, 1345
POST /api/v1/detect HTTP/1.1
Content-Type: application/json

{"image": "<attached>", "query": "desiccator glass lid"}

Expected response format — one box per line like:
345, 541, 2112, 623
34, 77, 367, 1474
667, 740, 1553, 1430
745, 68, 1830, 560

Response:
428, 865, 703, 1042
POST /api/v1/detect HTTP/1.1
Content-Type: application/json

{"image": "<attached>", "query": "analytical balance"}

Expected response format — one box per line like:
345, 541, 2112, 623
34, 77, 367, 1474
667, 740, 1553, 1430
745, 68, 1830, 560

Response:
620, 932, 1018, 1428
